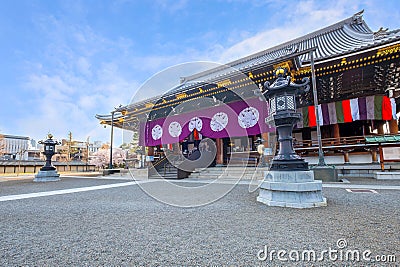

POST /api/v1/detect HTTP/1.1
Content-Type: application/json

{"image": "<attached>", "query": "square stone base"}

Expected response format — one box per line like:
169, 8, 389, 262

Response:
257, 171, 327, 208
312, 166, 338, 182
34, 170, 60, 182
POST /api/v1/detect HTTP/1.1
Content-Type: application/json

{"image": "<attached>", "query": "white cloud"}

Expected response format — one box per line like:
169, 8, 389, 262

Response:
216, 0, 361, 63
20, 16, 140, 143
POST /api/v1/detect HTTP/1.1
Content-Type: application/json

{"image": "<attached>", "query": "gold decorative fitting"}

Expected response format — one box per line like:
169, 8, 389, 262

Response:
376, 44, 400, 56
145, 103, 154, 108
118, 118, 124, 123
341, 58, 347, 65
121, 110, 128, 116
217, 79, 231, 88
199, 87, 203, 93
248, 72, 254, 79
273, 61, 292, 73
176, 92, 187, 99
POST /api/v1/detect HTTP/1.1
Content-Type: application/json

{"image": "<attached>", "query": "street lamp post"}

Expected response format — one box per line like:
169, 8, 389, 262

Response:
310, 50, 326, 166
107, 106, 127, 170
109, 110, 115, 170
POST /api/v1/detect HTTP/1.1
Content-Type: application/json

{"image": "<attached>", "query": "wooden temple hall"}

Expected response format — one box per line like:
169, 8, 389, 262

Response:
97, 11, 400, 171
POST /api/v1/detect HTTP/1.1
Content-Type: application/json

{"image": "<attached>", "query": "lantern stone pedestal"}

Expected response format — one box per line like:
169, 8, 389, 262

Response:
34, 170, 60, 182
257, 171, 327, 208
34, 134, 61, 182
257, 68, 326, 208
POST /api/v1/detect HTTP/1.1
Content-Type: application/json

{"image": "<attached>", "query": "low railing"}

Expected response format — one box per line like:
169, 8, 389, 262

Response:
294, 134, 400, 151
294, 135, 367, 149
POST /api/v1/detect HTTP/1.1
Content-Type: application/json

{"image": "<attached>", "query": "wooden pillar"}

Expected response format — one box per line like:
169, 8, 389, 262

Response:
172, 143, 179, 155
343, 151, 350, 164
216, 138, 224, 165
377, 122, 384, 134
379, 145, 385, 171
302, 128, 311, 146
261, 132, 269, 148
371, 149, 378, 163
389, 119, 398, 134
332, 123, 340, 145
147, 146, 154, 156
333, 123, 340, 138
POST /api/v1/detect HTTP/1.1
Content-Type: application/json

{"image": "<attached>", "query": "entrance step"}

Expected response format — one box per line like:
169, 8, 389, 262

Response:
188, 166, 267, 180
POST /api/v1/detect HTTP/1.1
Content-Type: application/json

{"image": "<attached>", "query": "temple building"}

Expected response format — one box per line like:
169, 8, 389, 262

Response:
96, 11, 400, 173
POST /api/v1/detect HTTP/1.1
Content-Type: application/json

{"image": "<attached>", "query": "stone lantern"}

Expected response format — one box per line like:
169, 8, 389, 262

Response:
264, 67, 309, 170
257, 68, 327, 208
34, 134, 61, 182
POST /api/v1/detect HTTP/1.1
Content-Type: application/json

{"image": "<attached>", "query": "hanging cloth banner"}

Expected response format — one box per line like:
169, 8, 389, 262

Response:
298, 95, 396, 128
139, 97, 274, 146
342, 99, 353, 123
350, 98, 360, 121
358, 97, 367, 120
317, 104, 323, 126
382, 96, 393, 120
321, 103, 330, 125
366, 95, 375, 120
308, 105, 317, 127
374, 95, 383, 120
391, 98, 398, 120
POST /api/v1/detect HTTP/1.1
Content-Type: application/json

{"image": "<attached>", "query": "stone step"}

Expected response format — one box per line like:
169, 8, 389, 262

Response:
191, 175, 261, 180
191, 172, 262, 177
150, 174, 178, 179
190, 172, 263, 177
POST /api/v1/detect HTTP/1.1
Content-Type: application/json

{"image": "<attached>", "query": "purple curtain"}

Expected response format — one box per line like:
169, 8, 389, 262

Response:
139, 98, 274, 146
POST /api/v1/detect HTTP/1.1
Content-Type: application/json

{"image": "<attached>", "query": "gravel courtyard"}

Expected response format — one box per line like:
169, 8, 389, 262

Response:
0, 177, 399, 266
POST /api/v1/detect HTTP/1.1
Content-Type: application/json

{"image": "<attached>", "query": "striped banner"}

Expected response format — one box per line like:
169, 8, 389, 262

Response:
298, 96, 397, 128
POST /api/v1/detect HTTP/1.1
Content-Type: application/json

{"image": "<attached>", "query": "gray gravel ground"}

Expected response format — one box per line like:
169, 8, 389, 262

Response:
0, 177, 129, 197
0, 177, 399, 266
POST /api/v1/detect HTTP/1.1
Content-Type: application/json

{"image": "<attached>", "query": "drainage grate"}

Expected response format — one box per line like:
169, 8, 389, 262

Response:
346, 189, 378, 194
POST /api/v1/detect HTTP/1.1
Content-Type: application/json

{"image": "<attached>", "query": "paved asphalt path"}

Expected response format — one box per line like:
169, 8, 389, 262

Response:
0, 177, 399, 266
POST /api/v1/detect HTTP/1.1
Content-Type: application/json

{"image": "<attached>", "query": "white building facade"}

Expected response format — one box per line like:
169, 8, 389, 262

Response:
0, 135, 30, 160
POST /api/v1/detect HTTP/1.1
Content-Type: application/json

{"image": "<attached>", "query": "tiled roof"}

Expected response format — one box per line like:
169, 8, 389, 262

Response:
183, 10, 399, 83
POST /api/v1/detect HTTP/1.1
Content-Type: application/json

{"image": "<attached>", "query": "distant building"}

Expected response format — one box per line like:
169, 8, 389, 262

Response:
54, 139, 104, 162
27, 139, 42, 160
0, 134, 30, 160
89, 140, 102, 154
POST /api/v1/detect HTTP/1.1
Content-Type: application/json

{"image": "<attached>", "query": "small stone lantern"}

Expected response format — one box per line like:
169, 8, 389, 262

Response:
34, 134, 61, 182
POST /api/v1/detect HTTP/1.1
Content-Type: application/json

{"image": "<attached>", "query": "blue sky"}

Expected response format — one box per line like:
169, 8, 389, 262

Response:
0, 0, 399, 145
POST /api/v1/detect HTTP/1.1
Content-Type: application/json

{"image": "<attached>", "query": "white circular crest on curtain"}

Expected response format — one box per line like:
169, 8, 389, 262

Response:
210, 112, 229, 132
151, 124, 163, 140
168, 121, 182, 137
238, 107, 259, 128
188, 117, 203, 132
